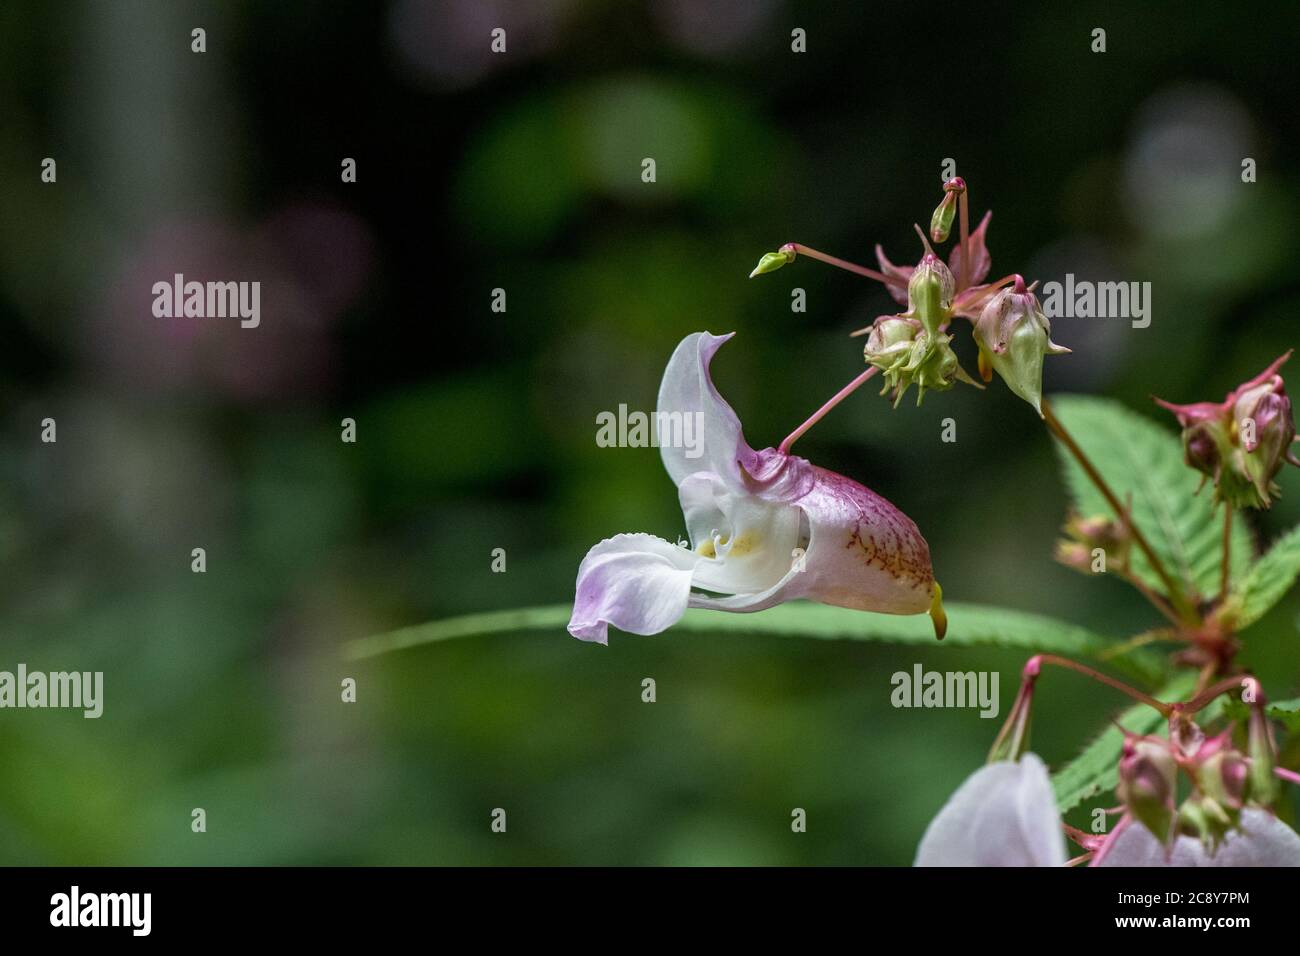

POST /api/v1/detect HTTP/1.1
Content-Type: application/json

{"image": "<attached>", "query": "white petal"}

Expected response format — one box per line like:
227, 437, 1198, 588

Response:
1099, 808, 1300, 867
567, 534, 699, 645
915, 754, 1066, 867
656, 332, 757, 493
678, 472, 804, 596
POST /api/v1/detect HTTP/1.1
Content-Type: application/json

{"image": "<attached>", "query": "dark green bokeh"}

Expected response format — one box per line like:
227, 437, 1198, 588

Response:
0, 0, 1297, 864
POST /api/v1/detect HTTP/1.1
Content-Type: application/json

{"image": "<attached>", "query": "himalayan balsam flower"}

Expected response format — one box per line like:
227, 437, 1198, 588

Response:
568, 332, 944, 644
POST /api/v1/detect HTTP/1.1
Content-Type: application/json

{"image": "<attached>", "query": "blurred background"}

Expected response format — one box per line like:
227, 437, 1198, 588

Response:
1, 0, 1298, 865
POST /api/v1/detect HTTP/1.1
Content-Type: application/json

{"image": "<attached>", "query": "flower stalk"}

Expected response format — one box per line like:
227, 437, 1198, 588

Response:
779, 366, 879, 455
1041, 398, 1199, 625
1220, 503, 1233, 599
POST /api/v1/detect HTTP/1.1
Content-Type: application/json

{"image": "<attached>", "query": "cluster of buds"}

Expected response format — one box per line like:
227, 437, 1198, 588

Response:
1115, 687, 1279, 854
860, 249, 980, 406
750, 178, 1069, 415
1154, 351, 1300, 509
1054, 510, 1132, 574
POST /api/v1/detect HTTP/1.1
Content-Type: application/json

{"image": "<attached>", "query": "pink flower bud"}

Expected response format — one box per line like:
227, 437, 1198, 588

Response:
1154, 352, 1300, 509
1118, 736, 1177, 842
1056, 511, 1132, 573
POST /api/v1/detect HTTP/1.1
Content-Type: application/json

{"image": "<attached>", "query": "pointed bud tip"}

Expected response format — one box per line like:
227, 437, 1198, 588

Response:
749, 248, 795, 278
929, 582, 947, 640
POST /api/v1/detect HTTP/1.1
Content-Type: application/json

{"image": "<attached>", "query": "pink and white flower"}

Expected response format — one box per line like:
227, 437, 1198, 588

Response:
567, 332, 942, 644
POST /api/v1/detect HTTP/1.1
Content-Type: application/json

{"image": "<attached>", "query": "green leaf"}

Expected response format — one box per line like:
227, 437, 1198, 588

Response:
343, 606, 572, 659
1224, 694, 1300, 730
1222, 525, 1300, 629
345, 601, 1160, 683
1052, 672, 1197, 814
1050, 396, 1254, 602
1266, 697, 1300, 730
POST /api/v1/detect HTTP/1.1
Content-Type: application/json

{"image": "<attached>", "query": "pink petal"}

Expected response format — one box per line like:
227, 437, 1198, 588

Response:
947, 210, 992, 288
1152, 397, 1227, 426
1231, 350, 1293, 397
567, 533, 699, 644
792, 465, 935, 614
875, 245, 914, 307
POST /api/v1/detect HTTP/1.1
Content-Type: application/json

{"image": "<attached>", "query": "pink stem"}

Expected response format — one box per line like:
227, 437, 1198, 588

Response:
1276, 767, 1300, 786
1032, 654, 1172, 717
785, 243, 906, 289
957, 189, 970, 291
779, 366, 880, 455
1088, 814, 1132, 867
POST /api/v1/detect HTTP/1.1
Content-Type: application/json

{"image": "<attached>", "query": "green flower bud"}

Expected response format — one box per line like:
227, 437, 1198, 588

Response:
930, 196, 957, 244
929, 177, 964, 244
1177, 794, 1234, 853
864, 318, 978, 408
863, 316, 921, 377
1118, 737, 1177, 843
749, 245, 796, 278
972, 276, 1070, 417
1198, 750, 1248, 812
905, 254, 955, 337
1248, 701, 1280, 807
1057, 511, 1131, 571
1053, 540, 1093, 574
1234, 376, 1298, 509
1184, 419, 1228, 481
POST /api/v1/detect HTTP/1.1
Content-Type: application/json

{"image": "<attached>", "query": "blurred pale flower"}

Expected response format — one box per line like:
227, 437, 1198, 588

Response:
95, 202, 372, 402
917, 752, 1300, 867
914, 754, 1066, 867
1098, 808, 1300, 867
389, 0, 570, 89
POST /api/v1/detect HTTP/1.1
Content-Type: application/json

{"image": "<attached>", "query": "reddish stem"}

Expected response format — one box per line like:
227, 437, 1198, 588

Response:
1183, 675, 1256, 716
1088, 814, 1132, 867
1220, 503, 1233, 599
779, 366, 880, 455
957, 189, 970, 291
783, 243, 906, 289
1041, 399, 1198, 625
1033, 654, 1172, 717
